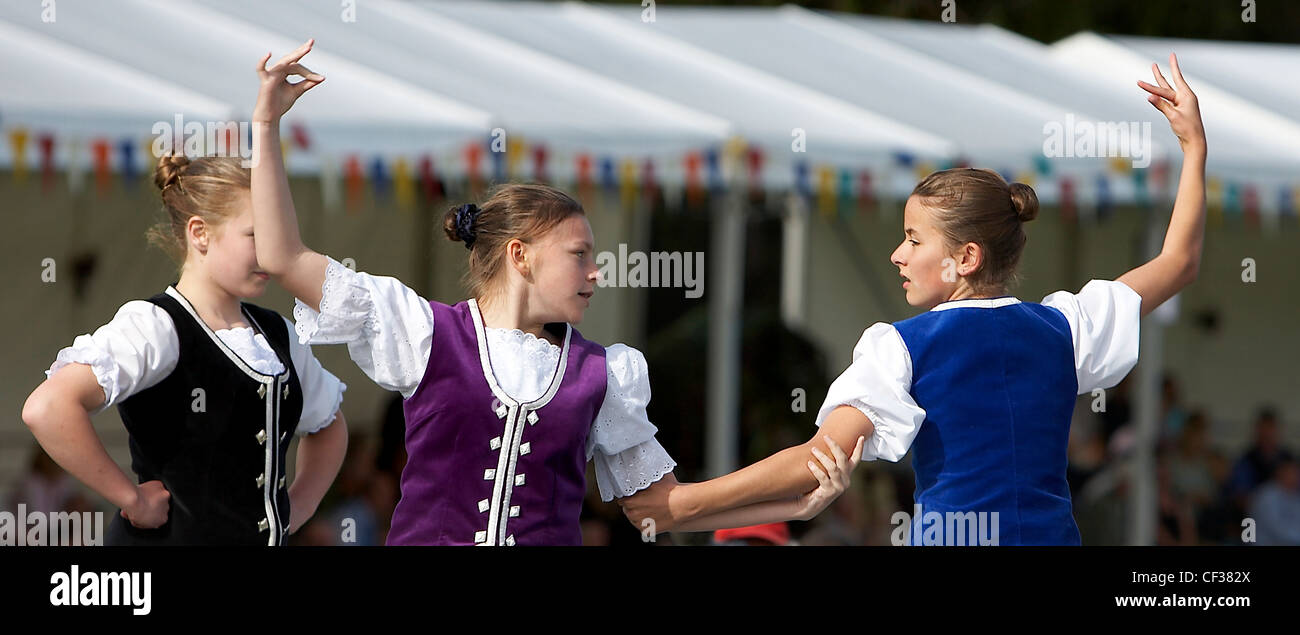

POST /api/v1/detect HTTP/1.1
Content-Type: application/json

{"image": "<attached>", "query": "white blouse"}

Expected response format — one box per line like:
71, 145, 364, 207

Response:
814, 279, 1143, 462
292, 257, 677, 502
45, 291, 346, 436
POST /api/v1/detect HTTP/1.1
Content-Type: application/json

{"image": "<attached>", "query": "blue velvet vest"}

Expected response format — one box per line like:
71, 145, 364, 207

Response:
892, 299, 1080, 545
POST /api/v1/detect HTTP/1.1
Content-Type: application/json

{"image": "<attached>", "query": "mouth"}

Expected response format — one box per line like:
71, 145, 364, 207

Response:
254, 271, 270, 280
899, 272, 910, 289
577, 291, 593, 302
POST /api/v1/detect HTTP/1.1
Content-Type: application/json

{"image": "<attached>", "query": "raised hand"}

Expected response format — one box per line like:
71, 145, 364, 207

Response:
253, 39, 325, 125
1136, 53, 1205, 151
792, 435, 865, 521
121, 480, 170, 529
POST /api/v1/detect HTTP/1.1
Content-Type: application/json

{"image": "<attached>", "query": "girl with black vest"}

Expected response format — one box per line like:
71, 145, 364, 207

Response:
22, 150, 349, 546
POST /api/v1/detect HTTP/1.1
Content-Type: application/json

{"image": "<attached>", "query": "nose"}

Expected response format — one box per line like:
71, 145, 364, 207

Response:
890, 244, 905, 267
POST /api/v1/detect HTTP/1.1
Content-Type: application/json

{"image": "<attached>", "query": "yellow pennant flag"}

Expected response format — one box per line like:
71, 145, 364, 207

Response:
1207, 177, 1223, 226
620, 159, 638, 211
507, 137, 525, 179
817, 164, 835, 218
394, 157, 415, 212
10, 129, 30, 183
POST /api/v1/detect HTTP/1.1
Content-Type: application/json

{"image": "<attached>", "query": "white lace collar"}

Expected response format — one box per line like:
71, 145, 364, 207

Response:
484, 326, 562, 354
164, 286, 288, 380
215, 327, 286, 376
468, 298, 570, 408
930, 296, 1022, 311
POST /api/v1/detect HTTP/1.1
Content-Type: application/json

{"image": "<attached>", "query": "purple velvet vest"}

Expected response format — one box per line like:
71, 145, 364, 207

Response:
388, 299, 607, 545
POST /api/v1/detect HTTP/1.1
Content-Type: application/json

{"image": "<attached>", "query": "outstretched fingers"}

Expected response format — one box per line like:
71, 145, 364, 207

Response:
1137, 79, 1175, 102
1169, 52, 1192, 92
1151, 62, 1174, 92
284, 63, 324, 82
272, 39, 315, 71
255, 51, 273, 75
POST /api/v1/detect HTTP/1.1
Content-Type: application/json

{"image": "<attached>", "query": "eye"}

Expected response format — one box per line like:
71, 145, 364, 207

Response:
909, 239, 920, 246
575, 251, 585, 258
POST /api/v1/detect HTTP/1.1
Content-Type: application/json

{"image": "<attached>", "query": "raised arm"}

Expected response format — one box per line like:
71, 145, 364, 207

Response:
251, 39, 330, 311
1119, 53, 1207, 317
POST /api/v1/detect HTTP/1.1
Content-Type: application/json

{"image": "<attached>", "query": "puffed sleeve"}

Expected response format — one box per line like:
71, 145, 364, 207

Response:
586, 344, 677, 502
281, 316, 347, 436
292, 256, 434, 399
813, 322, 926, 462
44, 301, 179, 414
1040, 279, 1142, 395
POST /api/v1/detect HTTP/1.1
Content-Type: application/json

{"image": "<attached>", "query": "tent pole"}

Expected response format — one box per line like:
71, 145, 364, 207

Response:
706, 188, 746, 478
1127, 207, 1164, 545
781, 191, 809, 330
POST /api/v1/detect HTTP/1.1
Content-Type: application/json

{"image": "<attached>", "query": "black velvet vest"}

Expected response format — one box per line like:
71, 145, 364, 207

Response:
107, 287, 303, 546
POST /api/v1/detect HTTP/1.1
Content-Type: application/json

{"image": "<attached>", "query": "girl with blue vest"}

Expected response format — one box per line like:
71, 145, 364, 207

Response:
21, 151, 350, 546
248, 40, 861, 545
620, 53, 1207, 546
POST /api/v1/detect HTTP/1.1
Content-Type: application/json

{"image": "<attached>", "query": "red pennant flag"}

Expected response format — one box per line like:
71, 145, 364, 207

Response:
532, 146, 548, 183
92, 139, 111, 195
418, 155, 441, 203
857, 170, 875, 215
344, 155, 363, 213
1060, 177, 1076, 223
290, 122, 312, 151
39, 134, 56, 193
641, 158, 656, 203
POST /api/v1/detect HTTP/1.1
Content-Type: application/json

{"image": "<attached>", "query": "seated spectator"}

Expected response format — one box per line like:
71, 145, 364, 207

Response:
1224, 407, 1294, 518
1247, 457, 1300, 545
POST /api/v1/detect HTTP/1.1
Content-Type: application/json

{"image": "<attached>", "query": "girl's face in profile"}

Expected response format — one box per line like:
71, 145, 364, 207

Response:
199, 192, 272, 300
890, 196, 959, 310
528, 214, 600, 325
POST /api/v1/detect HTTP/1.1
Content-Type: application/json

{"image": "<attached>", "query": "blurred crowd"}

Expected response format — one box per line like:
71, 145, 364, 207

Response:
1067, 375, 1299, 545
6, 374, 1296, 546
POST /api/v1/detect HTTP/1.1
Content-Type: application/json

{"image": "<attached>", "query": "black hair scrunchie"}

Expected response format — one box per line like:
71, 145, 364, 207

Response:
454, 203, 481, 250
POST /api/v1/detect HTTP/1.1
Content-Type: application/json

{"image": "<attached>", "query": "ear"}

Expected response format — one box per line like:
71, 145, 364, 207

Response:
186, 217, 209, 255
505, 238, 530, 277
957, 242, 983, 277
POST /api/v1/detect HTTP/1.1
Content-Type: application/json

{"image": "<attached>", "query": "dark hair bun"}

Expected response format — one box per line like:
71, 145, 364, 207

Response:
443, 205, 465, 243
443, 203, 480, 248
1008, 182, 1039, 223
155, 154, 190, 192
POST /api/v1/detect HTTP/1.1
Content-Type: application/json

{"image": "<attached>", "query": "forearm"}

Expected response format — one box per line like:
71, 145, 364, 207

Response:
1160, 144, 1206, 273
250, 121, 328, 309
674, 497, 802, 533
1118, 144, 1206, 315
288, 412, 348, 517
23, 400, 138, 510
671, 444, 820, 524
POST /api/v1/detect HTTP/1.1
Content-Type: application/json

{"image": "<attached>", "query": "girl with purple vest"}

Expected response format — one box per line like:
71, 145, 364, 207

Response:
249, 40, 862, 546
621, 54, 1208, 546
